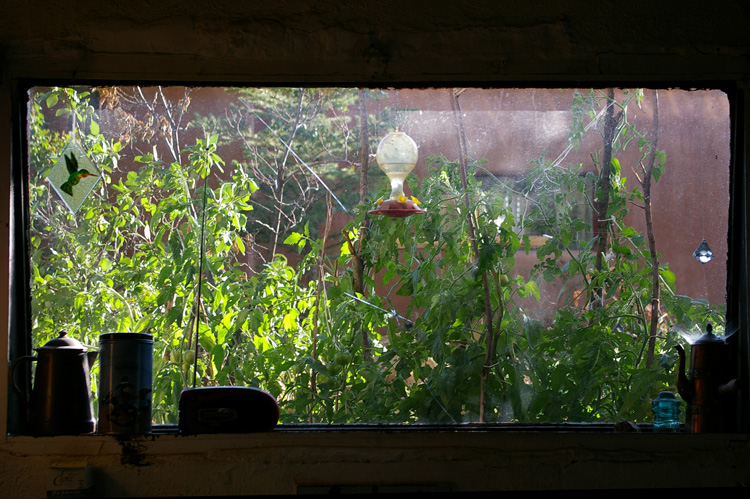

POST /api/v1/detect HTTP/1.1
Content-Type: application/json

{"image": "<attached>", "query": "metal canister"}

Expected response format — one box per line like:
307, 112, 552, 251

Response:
98, 333, 153, 434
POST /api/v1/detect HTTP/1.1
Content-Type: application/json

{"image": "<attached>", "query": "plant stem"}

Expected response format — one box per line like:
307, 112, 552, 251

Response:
310, 193, 333, 421
268, 89, 305, 261
450, 88, 495, 422
356, 89, 373, 362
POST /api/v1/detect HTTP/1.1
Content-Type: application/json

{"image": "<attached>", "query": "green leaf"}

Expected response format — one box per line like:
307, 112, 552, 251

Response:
282, 309, 299, 332
90, 121, 100, 135
284, 232, 302, 246
660, 267, 676, 288
304, 357, 330, 376
560, 228, 573, 249
525, 281, 541, 302
382, 263, 397, 286
234, 234, 245, 254
211, 344, 225, 372
653, 159, 665, 182
158, 264, 173, 285
45, 93, 59, 108
611, 157, 621, 175
200, 331, 216, 352
156, 287, 175, 306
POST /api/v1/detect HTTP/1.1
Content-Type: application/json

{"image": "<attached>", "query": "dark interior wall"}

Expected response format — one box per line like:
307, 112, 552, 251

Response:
1, 0, 750, 495
1, 1, 748, 83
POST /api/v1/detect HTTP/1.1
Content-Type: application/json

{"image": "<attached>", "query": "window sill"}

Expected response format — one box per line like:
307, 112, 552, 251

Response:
1, 428, 747, 494
4, 424, 747, 450
156, 421, 646, 434
2, 421, 692, 440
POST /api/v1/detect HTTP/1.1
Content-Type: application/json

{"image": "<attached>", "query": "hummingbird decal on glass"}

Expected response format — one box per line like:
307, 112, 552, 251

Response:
60, 152, 92, 196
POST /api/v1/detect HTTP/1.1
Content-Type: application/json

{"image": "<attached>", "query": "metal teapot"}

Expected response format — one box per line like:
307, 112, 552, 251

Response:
9, 331, 97, 435
675, 323, 737, 433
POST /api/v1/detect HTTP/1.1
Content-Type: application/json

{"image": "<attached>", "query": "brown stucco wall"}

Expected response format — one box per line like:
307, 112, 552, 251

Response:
391, 87, 730, 310
1, 0, 749, 495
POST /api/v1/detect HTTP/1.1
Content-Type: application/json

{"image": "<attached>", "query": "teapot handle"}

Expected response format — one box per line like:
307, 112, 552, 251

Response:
8, 355, 37, 398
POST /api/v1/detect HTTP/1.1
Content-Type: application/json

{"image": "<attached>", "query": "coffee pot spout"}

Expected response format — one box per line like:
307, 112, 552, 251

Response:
674, 343, 694, 402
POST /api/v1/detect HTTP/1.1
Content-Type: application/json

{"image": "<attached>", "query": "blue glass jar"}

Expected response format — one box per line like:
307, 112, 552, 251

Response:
652, 391, 681, 432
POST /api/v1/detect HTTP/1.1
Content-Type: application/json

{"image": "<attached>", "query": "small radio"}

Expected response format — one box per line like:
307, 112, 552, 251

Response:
178, 386, 279, 434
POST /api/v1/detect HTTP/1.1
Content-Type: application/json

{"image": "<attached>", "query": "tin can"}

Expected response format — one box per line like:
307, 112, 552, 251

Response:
98, 333, 153, 434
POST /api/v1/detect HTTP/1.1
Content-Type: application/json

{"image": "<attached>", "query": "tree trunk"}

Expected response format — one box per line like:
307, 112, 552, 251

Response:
592, 88, 618, 306
643, 90, 661, 368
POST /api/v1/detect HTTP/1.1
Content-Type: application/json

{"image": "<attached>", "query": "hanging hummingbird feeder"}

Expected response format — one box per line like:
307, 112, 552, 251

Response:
368, 130, 426, 218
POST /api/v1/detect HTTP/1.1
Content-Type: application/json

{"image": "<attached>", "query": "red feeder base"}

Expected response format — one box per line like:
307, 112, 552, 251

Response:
368, 198, 427, 218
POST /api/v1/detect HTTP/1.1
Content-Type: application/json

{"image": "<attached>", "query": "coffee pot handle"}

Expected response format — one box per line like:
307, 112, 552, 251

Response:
8, 356, 37, 398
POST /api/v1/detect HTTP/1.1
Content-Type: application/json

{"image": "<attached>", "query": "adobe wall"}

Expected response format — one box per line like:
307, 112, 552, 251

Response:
393, 88, 730, 308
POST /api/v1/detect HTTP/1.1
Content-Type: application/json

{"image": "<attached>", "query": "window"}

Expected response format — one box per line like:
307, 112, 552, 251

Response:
15, 85, 732, 429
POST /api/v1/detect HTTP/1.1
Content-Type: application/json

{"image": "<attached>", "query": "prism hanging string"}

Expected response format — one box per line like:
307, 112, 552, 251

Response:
396, 89, 409, 132
693, 115, 714, 264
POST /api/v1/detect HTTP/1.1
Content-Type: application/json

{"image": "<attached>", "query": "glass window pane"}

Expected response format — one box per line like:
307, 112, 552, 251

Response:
27, 86, 729, 424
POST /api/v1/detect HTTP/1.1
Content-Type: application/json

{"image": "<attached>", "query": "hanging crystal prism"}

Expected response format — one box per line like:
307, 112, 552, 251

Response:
693, 239, 714, 264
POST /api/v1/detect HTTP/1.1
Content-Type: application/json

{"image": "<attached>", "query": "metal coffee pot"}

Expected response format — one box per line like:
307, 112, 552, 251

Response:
675, 323, 737, 433
9, 331, 97, 435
